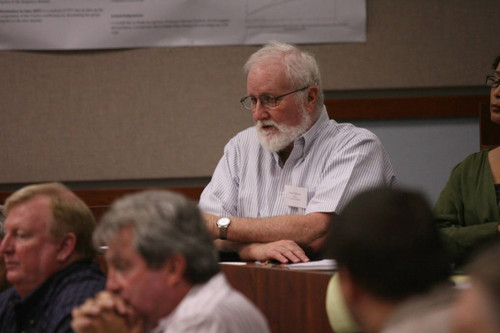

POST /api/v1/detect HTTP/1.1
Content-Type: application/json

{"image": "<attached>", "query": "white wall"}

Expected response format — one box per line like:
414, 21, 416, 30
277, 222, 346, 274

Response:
348, 117, 478, 205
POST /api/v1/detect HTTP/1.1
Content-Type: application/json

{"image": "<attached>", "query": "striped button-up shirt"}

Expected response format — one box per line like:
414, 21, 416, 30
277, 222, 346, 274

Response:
200, 107, 396, 217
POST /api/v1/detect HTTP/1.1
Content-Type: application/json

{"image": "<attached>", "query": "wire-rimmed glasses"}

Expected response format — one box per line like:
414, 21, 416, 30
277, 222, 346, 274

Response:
486, 75, 500, 88
239, 86, 309, 110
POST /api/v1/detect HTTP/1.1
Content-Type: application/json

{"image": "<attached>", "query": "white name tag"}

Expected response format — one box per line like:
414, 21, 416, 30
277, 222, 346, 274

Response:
283, 185, 308, 209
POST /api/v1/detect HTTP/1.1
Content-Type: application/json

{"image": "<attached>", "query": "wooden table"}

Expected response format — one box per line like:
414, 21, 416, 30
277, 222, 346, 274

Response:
220, 263, 334, 333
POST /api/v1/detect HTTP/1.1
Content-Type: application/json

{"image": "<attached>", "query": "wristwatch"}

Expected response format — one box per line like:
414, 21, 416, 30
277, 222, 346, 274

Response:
216, 217, 231, 240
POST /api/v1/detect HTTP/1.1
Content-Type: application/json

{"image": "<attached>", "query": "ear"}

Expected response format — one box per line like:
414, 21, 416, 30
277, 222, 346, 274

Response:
163, 254, 187, 287
305, 86, 319, 113
338, 267, 361, 308
56, 232, 77, 262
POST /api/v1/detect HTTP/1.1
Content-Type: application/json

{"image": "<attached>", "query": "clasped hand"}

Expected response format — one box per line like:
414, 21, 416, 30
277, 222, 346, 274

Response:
71, 291, 143, 333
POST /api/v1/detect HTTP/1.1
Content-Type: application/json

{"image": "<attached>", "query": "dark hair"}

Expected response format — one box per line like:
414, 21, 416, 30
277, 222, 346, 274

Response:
493, 55, 500, 70
327, 188, 451, 301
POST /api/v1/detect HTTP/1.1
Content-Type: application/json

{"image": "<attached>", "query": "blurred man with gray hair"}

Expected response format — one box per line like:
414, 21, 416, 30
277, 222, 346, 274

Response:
72, 190, 269, 333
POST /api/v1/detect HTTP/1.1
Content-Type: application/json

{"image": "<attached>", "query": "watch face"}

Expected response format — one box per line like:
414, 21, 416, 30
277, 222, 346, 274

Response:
217, 217, 230, 227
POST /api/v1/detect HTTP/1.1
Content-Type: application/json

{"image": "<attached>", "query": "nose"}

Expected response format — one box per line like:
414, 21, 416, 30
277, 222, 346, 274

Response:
105, 268, 121, 293
0, 234, 13, 255
252, 99, 270, 122
494, 85, 500, 98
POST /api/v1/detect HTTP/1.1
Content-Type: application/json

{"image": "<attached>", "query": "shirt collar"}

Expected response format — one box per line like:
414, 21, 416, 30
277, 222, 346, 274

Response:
301, 106, 329, 153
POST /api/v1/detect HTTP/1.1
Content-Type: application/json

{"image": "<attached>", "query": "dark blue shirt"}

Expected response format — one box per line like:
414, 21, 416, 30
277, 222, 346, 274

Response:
0, 260, 106, 333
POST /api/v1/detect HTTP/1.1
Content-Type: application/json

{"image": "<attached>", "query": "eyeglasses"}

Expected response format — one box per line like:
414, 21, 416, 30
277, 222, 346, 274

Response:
486, 75, 500, 88
239, 86, 309, 110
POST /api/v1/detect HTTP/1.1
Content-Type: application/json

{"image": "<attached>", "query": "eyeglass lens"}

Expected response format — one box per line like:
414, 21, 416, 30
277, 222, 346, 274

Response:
487, 75, 500, 88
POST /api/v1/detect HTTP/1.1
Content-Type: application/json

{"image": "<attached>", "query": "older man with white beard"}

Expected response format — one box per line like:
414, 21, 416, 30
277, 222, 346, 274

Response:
200, 41, 397, 263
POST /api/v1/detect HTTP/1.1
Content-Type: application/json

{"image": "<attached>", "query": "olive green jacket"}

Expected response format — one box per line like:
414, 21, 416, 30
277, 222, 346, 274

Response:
434, 150, 500, 265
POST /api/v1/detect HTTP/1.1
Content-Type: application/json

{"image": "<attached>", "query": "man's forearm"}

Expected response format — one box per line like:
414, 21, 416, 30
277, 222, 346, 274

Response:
203, 212, 332, 250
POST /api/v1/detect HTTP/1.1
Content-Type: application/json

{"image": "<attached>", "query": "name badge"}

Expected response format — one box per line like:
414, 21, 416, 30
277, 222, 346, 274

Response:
283, 185, 308, 209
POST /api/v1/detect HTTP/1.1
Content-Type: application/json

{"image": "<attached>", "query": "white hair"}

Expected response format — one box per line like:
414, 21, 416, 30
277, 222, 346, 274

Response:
243, 41, 324, 112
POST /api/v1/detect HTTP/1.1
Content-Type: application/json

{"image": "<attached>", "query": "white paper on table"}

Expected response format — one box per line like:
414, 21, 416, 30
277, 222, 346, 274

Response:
284, 259, 337, 270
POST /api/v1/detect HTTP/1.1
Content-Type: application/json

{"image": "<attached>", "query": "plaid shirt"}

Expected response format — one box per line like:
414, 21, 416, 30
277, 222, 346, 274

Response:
0, 261, 105, 333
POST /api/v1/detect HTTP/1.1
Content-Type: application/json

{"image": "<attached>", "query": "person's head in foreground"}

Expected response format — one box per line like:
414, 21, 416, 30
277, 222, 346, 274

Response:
242, 40, 323, 154
451, 241, 500, 333
0, 182, 98, 298
327, 188, 452, 333
72, 190, 269, 333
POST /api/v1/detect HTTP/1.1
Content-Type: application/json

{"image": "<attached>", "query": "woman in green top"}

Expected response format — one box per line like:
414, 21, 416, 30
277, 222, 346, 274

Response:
434, 54, 500, 266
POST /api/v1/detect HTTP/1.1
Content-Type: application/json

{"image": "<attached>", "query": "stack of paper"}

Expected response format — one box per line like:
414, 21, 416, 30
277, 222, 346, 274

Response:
284, 259, 337, 271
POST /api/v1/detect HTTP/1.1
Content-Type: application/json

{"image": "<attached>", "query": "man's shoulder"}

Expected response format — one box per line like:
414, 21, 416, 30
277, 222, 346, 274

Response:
199, 274, 268, 325
324, 121, 378, 139
0, 287, 18, 309
54, 260, 103, 280
313, 121, 381, 151
182, 274, 264, 319
54, 261, 105, 291
47, 261, 105, 308
212, 285, 269, 332
39, 262, 105, 331
169, 274, 269, 332
0, 263, 105, 333
0, 288, 17, 332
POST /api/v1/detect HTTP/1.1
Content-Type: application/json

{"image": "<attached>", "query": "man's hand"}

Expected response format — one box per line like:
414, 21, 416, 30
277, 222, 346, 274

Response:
71, 291, 143, 333
240, 240, 310, 263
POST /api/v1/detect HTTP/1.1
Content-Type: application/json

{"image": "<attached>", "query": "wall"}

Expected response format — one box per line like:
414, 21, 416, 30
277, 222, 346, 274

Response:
350, 116, 478, 204
1, 0, 499, 204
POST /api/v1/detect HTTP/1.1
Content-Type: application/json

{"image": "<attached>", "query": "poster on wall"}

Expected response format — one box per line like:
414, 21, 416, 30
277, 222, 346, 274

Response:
0, 0, 366, 50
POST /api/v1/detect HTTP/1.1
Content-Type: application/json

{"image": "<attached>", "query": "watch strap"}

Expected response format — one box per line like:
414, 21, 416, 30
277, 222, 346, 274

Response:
219, 226, 228, 240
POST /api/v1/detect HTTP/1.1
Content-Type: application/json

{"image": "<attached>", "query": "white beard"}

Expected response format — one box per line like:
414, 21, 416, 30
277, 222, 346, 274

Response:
256, 107, 313, 153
